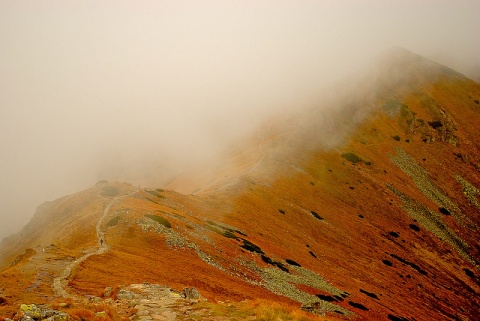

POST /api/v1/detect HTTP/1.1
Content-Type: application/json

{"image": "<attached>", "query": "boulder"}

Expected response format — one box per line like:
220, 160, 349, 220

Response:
182, 287, 200, 300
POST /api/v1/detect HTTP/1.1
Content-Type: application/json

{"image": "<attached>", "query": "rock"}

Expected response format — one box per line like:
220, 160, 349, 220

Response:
16, 303, 71, 320
169, 292, 182, 299
104, 298, 115, 304
85, 295, 102, 302
117, 289, 135, 300
182, 287, 200, 300
40, 308, 59, 318
43, 314, 70, 321
19, 304, 42, 319
104, 286, 113, 297
301, 302, 326, 316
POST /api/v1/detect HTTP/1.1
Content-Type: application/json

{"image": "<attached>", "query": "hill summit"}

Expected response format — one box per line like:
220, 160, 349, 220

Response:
1, 48, 479, 320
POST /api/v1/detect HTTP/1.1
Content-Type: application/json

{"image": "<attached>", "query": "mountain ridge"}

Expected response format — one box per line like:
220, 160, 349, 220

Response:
1, 48, 479, 320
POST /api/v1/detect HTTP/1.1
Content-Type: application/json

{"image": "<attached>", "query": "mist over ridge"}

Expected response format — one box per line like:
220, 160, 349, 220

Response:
1, 1, 479, 240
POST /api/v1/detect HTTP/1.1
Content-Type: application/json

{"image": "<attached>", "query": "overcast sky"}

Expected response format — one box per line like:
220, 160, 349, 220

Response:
1, 0, 479, 240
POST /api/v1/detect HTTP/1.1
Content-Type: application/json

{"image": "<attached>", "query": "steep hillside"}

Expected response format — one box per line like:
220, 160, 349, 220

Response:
1, 49, 479, 320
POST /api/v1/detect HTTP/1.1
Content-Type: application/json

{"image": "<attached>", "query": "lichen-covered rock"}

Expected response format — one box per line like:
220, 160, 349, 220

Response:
17, 304, 70, 321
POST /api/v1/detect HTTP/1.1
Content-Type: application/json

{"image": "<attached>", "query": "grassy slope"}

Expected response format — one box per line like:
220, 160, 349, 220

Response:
68, 75, 480, 320
1, 55, 479, 320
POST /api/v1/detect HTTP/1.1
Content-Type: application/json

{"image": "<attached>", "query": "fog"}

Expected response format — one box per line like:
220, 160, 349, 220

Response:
1, 0, 479, 240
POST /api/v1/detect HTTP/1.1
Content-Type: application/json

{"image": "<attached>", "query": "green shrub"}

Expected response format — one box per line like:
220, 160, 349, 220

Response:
222, 230, 238, 239
341, 152, 363, 164
107, 215, 120, 227
240, 240, 264, 254
392, 135, 401, 141
146, 189, 165, 199
311, 211, 324, 221
278, 209, 285, 214
207, 225, 238, 239
102, 186, 119, 196
145, 214, 171, 228
206, 221, 239, 239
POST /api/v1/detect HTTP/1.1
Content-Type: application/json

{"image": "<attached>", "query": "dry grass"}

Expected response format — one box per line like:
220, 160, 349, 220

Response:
49, 301, 124, 321
195, 299, 331, 321
245, 300, 327, 321
2, 78, 479, 321
51, 297, 74, 310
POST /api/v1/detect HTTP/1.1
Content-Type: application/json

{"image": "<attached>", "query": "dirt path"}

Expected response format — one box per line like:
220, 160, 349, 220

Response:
248, 125, 271, 174
53, 191, 135, 298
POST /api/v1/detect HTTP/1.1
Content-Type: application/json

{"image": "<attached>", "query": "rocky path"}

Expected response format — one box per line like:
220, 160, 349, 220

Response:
117, 284, 184, 321
53, 191, 135, 298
